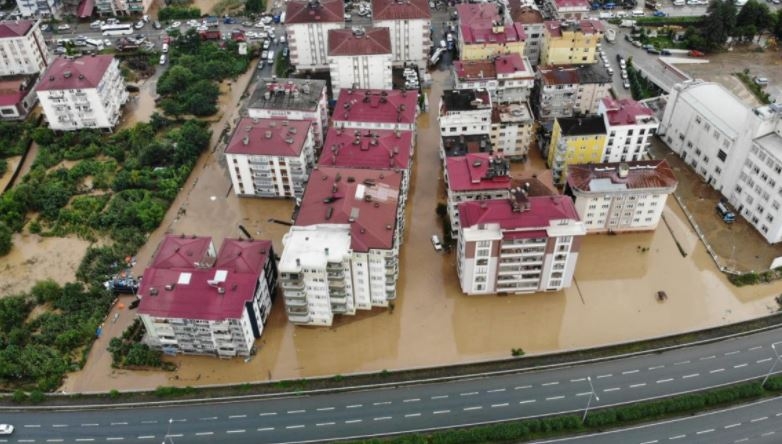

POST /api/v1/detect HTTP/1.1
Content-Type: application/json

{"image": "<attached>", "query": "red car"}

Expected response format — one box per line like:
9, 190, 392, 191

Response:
688, 50, 705, 57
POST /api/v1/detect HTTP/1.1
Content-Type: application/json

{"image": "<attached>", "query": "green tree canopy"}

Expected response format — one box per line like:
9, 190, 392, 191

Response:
703, 0, 738, 48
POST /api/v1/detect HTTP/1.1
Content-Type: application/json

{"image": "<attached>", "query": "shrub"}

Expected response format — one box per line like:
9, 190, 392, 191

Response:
158, 6, 201, 21
12, 390, 28, 403
29, 390, 45, 404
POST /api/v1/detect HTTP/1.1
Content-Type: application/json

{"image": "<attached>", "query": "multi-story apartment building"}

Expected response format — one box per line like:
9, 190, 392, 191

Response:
659, 80, 782, 243
36, 55, 127, 131
138, 235, 278, 358
535, 64, 612, 121
540, 20, 603, 66
94, 0, 152, 18
279, 166, 405, 326
332, 88, 419, 132
0, 76, 38, 119
0, 20, 49, 76
327, 27, 393, 95
445, 152, 512, 235
599, 97, 659, 163
565, 160, 678, 233
490, 102, 534, 159
508, 2, 545, 65
544, 0, 591, 20
456, 3, 526, 62
16, 0, 62, 18
452, 54, 535, 104
441, 133, 493, 159
547, 116, 607, 184
225, 117, 315, 199
439, 89, 492, 137
247, 78, 328, 147
319, 126, 414, 200
457, 190, 586, 295
285, 0, 345, 71
371, 0, 431, 70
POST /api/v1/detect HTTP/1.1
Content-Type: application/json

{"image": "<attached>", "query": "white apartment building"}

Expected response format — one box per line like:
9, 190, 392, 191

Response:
508, 2, 545, 65
0, 20, 49, 76
225, 117, 315, 199
599, 97, 659, 163
279, 166, 405, 326
371, 0, 431, 69
16, 0, 62, 18
36, 55, 127, 131
247, 78, 328, 147
327, 27, 393, 95
490, 102, 534, 158
536, 64, 612, 121
138, 236, 278, 358
285, 0, 345, 71
566, 161, 678, 233
660, 80, 782, 243
439, 89, 493, 137
332, 88, 419, 132
452, 54, 535, 105
457, 191, 586, 295
95, 0, 151, 17
544, 0, 590, 20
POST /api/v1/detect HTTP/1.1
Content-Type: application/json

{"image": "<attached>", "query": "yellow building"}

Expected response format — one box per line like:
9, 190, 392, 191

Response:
540, 19, 603, 66
456, 3, 526, 61
547, 116, 607, 184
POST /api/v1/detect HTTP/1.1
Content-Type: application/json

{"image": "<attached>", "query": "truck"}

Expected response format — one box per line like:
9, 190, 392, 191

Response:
619, 19, 637, 27
716, 202, 736, 223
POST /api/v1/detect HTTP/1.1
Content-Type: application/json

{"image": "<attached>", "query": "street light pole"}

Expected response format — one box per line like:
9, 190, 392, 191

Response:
582, 376, 600, 424
162, 418, 174, 444
761, 343, 781, 387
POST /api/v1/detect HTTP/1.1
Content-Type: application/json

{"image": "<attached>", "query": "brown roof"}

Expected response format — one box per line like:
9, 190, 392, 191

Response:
508, 4, 544, 24
566, 160, 678, 192
372, 0, 431, 20
538, 65, 580, 86
285, 0, 344, 24
328, 28, 392, 56
37, 55, 114, 91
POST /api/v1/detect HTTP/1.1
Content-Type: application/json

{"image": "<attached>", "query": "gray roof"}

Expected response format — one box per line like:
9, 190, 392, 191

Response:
675, 81, 748, 140
248, 78, 327, 113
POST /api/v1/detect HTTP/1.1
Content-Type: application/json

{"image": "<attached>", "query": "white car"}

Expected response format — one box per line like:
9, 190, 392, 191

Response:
56, 24, 70, 31
0, 425, 13, 436
159, 54, 167, 65
103, 39, 112, 46
171, 21, 182, 27
134, 20, 144, 29
431, 235, 443, 251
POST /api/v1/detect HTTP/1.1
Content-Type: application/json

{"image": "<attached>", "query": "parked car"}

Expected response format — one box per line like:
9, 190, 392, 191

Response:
223, 16, 237, 24
263, 39, 271, 49
161, 43, 169, 53
0, 425, 13, 436
754, 76, 769, 86
171, 21, 182, 28
54, 46, 66, 54
688, 49, 705, 57
159, 54, 167, 65
134, 20, 144, 29
653, 10, 666, 16
56, 24, 70, 31
90, 20, 103, 29
647, 48, 661, 54
282, 47, 289, 57
431, 235, 443, 252
40, 24, 50, 31
153, 20, 162, 29
103, 39, 112, 47
623, 80, 630, 89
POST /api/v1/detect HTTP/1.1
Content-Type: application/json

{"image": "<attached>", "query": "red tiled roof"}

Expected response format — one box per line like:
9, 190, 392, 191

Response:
36, 55, 114, 91
285, 0, 344, 24
552, 0, 590, 9
458, 195, 579, 230
372, 0, 431, 20
446, 153, 512, 192
601, 97, 654, 126
138, 238, 272, 321
332, 88, 418, 126
544, 19, 603, 37
0, 20, 34, 38
328, 28, 391, 56
77, 0, 94, 18
461, 22, 525, 45
495, 53, 531, 75
566, 160, 678, 192
151, 235, 213, 269
454, 54, 531, 81
225, 117, 310, 157
456, 3, 501, 22
319, 127, 413, 171
296, 166, 402, 252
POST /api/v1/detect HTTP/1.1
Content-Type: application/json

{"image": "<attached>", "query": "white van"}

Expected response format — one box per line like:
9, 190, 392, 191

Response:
267, 50, 275, 63
632, 9, 644, 16
673, 0, 685, 5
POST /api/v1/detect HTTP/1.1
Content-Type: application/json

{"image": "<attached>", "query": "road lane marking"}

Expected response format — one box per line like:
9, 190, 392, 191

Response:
346, 419, 363, 424
657, 378, 674, 384
284, 426, 303, 430
648, 365, 665, 370
229, 414, 248, 418
696, 429, 714, 434
46, 440, 64, 443
757, 358, 773, 364
603, 387, 621, 392
23, 425, 40, 428
750, 416, 768, 422
464, 406, 482, 411
491, 403, 509, 408
630, 383, 647, 388
52, 425, 68, 428
519, 399, 536, 404
286, 410, 305, 414
734, 363, 748, 369
257, 427, 274, 431
597, 374, 612, 379
487, 388, 506, 393
106, 438, 124, 441
195, 432, 213, 436
762, 431, 775, 437
137, 436, 154, 440
709, 368, 725, 374
576, 392, 592, 397
622, 369, 639, 375
75, 439, 95, 442
461, 392, 479, 396
374, 416, 392, 421
405, 413, 421, 418
640, 441, 658, 444
542, 381, 559, 386
433, 410, 450, 414
404, 398, 421, 403
373, 401, 392, 406
546, 395, 565, 401
668, 434, 686, 440
347, 404, 363, 408
725, 423, 741, 429
316, 407, 335, 411
110, 422, 128, 426
316, 422, 335, 426
734, 439, 748, 443
700, 355, 716, 361
682, 373, 699, 379
776, 412, 782, 417
749, 346, 763, 351
259, 412, 277, 416
431, 395, 448, 400
570, 378, 586, 382
81, 424, 99, 427
515, 385, 532, 390
725, 350, 740, 356
168, 435, 182, 438
674, 360, 690, 366
141, 420, 158, 424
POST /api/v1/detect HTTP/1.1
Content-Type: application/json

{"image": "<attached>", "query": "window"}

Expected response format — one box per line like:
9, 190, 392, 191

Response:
717, 150, 727, 162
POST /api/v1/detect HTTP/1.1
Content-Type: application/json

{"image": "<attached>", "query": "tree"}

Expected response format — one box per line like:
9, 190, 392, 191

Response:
245, 0, 265, 14
0, 221, 11, 256
774, 10, 782, 39
702, 0, 738, 48
736, 0, 773, 32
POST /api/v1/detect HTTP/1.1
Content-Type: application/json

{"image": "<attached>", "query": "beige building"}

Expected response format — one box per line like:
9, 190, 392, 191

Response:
508, 2, 545, 65
456, 3, 526, 62
285, 0, 345, 70
536, 64, 612, 121
327, 28, 393, 95
371, 0, 431, 69
490, 102, 535, 159
540, 20, 603, 66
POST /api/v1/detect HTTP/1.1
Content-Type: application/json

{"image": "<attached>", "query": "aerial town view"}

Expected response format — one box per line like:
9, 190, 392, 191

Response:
2, 0, 782, 440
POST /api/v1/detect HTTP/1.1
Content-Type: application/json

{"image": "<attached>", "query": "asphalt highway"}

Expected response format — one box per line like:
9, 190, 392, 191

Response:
1, 327, 782, 443
540, 395, 782, 443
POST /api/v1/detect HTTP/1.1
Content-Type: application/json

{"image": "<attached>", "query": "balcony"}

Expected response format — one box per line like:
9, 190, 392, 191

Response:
281, 280, 304, 290
285, 297, 307, 307
328, 280, 345, 289
287, 313, 312, 324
